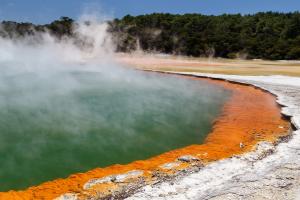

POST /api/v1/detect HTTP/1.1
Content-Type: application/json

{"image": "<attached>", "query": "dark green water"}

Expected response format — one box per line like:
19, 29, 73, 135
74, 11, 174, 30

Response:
0, 68, 230, 191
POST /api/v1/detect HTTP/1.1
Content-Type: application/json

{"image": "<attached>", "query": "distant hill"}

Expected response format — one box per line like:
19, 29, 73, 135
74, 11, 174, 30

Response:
2, 12, 300, 60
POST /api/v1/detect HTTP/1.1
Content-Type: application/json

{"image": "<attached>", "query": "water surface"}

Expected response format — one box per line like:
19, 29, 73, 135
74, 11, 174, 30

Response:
0, 68, 230, 191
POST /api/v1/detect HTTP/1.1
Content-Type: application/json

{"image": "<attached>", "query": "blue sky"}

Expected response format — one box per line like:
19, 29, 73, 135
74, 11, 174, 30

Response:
0, 0, 300, 24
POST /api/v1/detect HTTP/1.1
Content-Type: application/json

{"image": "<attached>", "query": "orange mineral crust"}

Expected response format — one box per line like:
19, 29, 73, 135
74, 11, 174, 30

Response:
0, 76, 290, 200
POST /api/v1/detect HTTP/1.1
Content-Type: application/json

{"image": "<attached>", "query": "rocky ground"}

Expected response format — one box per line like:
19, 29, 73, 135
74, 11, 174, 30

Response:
126, 73, 300, 200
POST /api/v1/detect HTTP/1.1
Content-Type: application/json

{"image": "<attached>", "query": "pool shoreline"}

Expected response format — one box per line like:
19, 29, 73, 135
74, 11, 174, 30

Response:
128, 72, 300, 200
0, 72, 291, 200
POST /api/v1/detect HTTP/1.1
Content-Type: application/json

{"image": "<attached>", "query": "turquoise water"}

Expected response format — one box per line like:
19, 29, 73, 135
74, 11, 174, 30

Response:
0, 68, 230, 191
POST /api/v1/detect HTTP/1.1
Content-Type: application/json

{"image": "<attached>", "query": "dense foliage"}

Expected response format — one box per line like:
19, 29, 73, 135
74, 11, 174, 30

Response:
2, 12, 300, 60
109, 12, 300, 60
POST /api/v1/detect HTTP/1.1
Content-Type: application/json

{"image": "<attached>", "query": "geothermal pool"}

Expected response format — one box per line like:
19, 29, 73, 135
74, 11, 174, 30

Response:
0, 67, 230, 191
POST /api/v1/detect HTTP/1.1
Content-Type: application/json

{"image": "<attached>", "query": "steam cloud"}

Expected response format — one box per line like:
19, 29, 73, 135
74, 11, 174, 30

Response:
0, 13, 230, 191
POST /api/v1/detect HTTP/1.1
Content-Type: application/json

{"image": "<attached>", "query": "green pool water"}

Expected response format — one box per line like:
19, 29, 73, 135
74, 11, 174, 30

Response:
0, 68, 230, 191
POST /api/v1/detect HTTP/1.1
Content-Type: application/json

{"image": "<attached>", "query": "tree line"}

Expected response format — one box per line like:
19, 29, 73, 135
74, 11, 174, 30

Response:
1, 12, 300, 60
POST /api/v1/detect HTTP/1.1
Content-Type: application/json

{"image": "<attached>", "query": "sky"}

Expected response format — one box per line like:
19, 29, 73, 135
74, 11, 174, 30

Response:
0, 0, 300, 24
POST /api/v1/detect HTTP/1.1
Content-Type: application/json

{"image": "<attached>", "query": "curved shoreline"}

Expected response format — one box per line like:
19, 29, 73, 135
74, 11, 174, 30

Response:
0, 74, 290, 200
128, 72, 300, 200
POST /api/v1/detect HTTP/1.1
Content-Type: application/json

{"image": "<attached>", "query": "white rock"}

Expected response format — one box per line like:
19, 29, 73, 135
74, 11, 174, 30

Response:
54, 193, 78, 200
159, 162, 181, 170
83, 176, 113, 190
83, 170, 144, 190
126, 73, 300, 200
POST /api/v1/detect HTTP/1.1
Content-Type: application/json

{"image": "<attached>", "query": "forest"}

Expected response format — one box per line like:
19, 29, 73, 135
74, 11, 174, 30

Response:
1, 12, 300, 60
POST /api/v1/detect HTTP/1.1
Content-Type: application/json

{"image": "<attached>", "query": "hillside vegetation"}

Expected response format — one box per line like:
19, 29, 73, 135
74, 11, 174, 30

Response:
2, 12, 300, 60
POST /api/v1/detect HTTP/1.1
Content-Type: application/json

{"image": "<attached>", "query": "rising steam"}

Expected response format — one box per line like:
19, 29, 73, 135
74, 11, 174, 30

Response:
0, 14, 230, 191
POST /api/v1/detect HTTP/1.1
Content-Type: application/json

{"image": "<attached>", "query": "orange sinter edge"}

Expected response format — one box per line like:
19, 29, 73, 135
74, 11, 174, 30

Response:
0, 76, 290, 200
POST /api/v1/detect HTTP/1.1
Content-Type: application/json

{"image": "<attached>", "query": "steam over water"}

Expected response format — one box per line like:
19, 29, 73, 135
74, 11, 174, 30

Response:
0, 16, 230, 191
